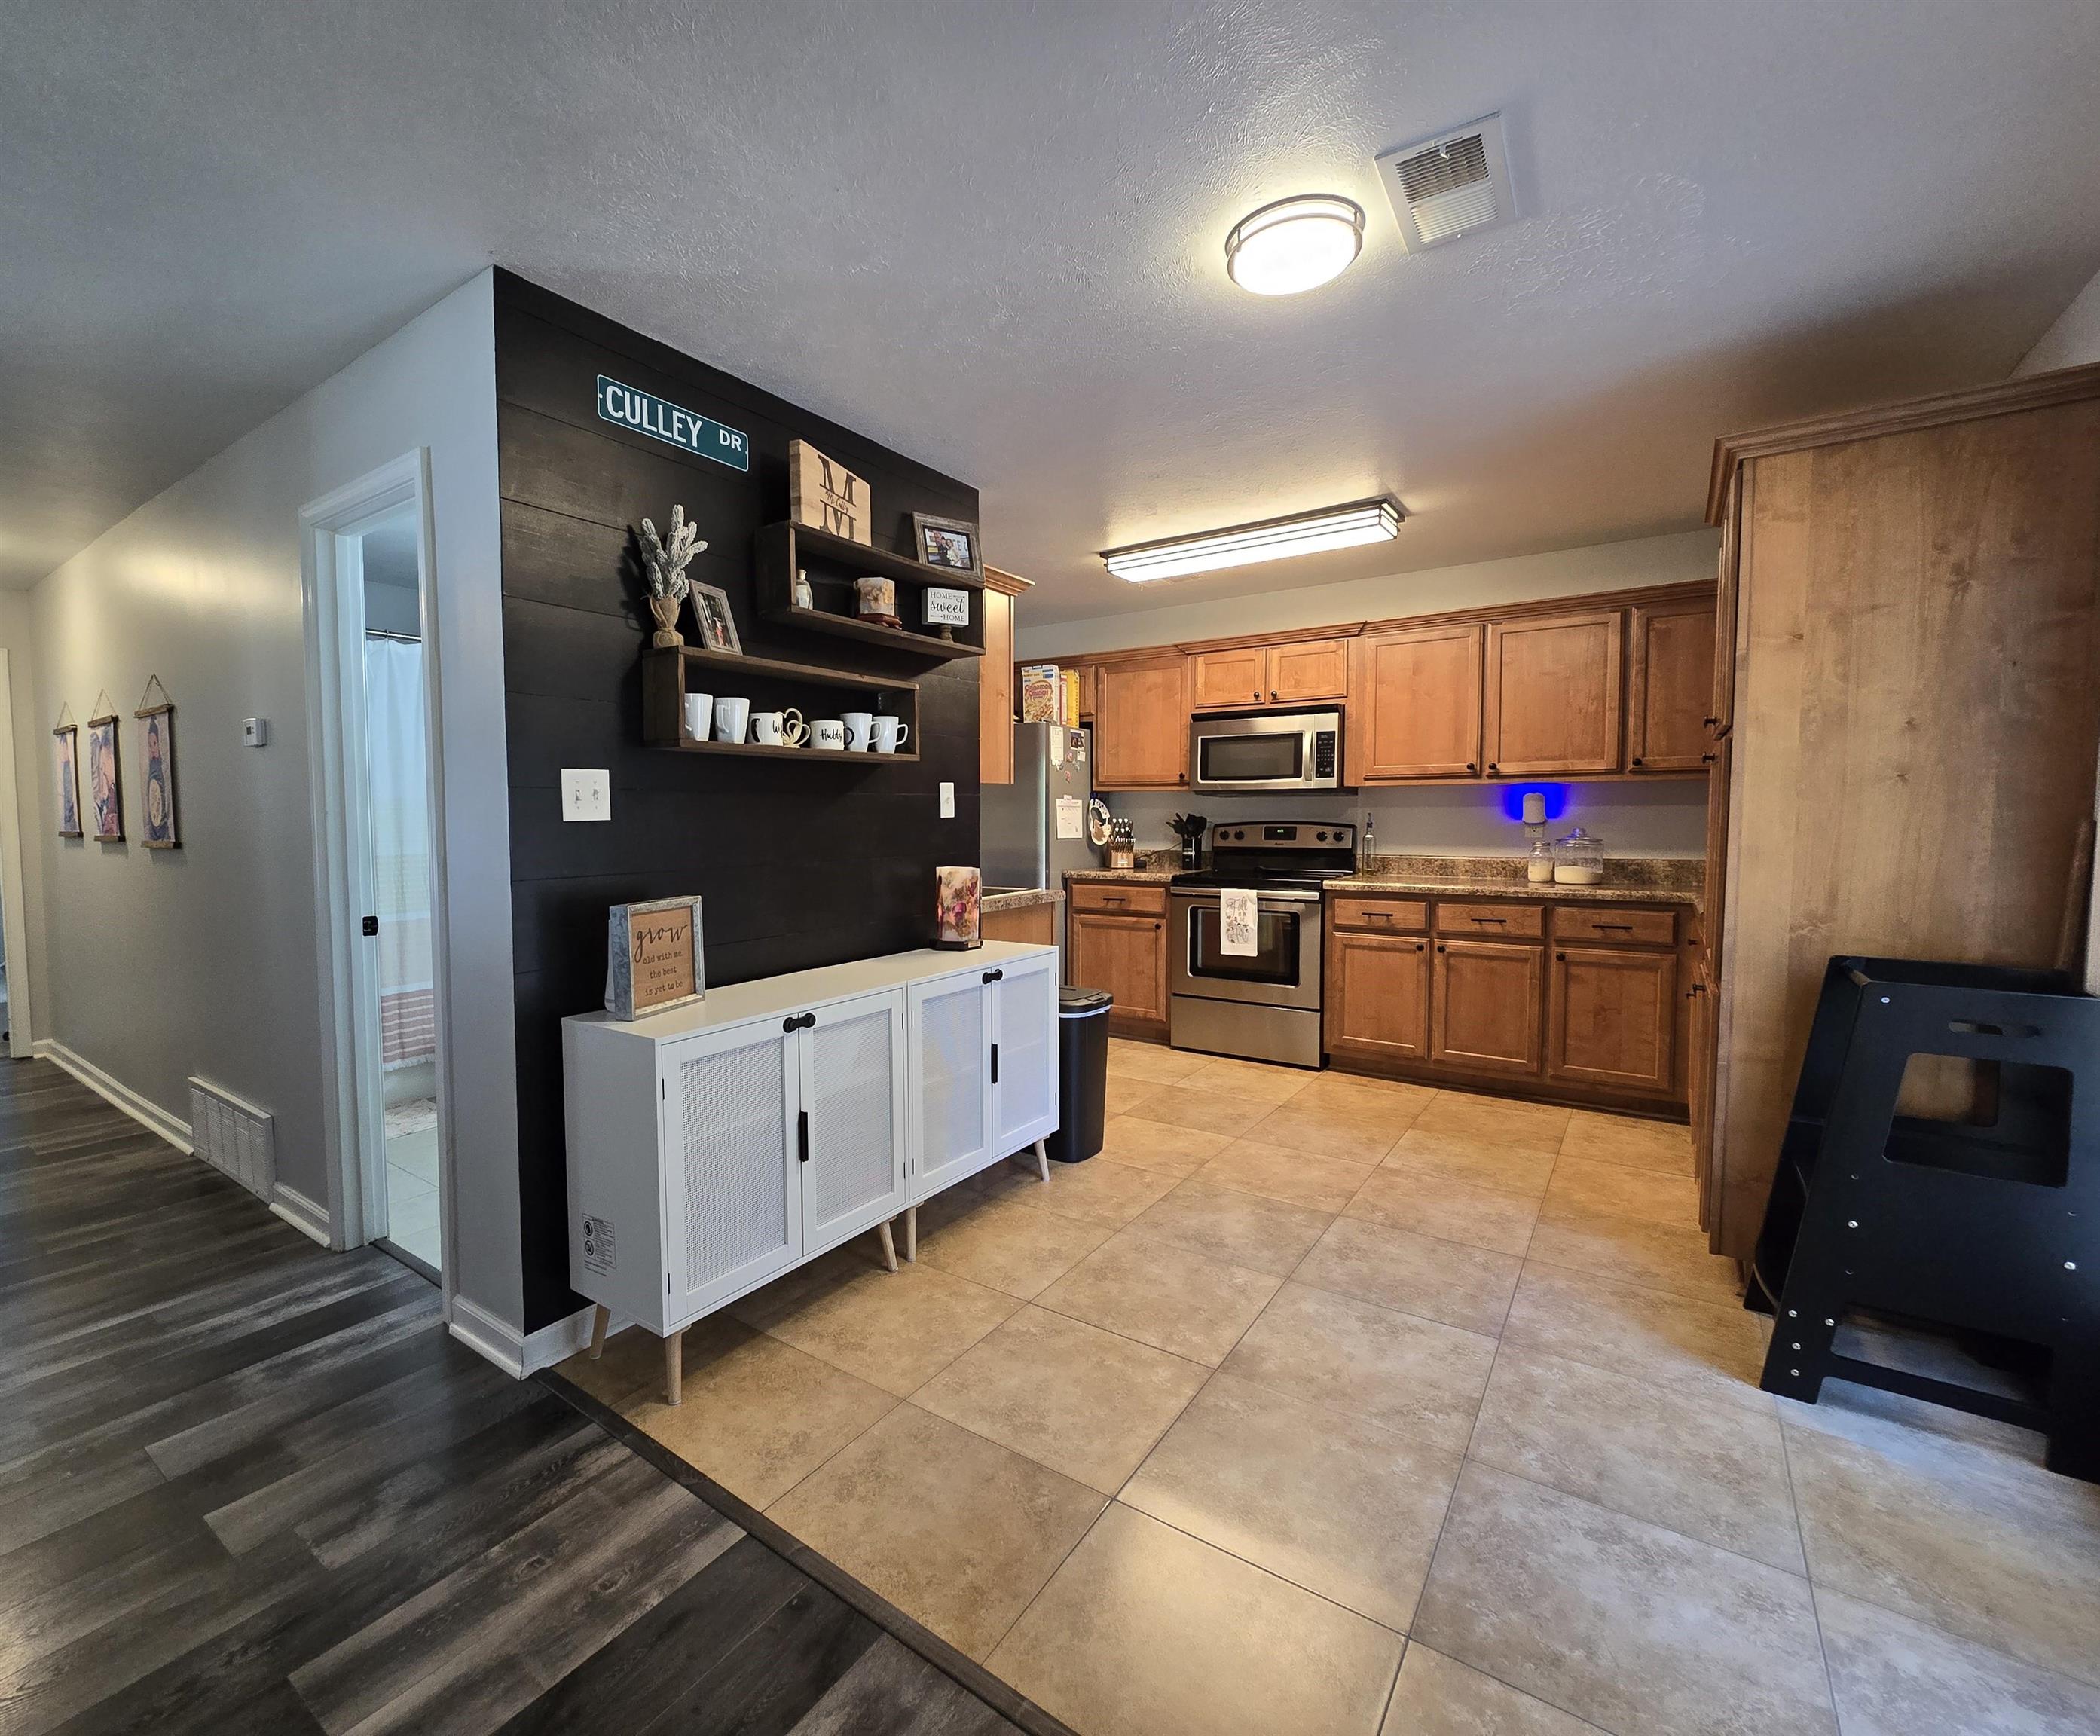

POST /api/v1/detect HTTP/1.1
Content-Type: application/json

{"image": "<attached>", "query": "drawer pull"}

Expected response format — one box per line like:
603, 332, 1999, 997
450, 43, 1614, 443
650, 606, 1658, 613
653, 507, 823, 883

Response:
1367, 910, 1393, 921
1594, 921, 1633, 932
1469, 916, 1508, 925
982, 967, 1004, 983
1102, 895, 1126, 906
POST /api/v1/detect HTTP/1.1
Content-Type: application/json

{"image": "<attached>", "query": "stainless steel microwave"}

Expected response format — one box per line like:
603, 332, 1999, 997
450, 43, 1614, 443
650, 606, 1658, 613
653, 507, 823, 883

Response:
1188, 709, 1343, 793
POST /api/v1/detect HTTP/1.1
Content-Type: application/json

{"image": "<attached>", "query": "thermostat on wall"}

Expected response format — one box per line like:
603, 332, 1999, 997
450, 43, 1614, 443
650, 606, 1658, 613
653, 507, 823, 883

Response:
242, 718, 268, 747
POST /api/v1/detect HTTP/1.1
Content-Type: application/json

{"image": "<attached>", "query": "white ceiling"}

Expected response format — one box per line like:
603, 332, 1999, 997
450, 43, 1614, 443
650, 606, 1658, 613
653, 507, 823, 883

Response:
5, 2, 2098, 621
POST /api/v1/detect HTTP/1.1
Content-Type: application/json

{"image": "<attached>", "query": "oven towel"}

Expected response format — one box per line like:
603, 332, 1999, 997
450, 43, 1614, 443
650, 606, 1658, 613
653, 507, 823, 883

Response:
1220, 887, 1259, 957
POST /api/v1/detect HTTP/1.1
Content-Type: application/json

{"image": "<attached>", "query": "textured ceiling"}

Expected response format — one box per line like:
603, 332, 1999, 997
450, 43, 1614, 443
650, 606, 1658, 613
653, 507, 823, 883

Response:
5, 2, 2099, 618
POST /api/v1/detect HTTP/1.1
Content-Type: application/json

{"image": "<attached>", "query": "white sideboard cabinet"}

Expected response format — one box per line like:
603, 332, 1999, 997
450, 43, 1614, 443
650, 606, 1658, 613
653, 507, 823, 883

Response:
563, 942, 1058, 1404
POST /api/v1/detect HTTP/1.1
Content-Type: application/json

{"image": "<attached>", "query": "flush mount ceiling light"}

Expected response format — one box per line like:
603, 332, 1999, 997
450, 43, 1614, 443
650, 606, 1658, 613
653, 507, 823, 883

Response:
1102, 497, 1402, 583
1224, 194, 1365, 295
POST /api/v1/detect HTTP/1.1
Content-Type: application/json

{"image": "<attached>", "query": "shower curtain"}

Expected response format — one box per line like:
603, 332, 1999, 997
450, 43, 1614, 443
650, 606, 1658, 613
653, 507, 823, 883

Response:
364, 636, 436, 1068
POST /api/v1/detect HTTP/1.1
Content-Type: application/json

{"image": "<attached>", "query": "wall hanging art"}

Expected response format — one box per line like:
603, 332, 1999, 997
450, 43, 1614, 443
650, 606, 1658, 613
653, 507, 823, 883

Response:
788, 439, 870, 543
135, 674, 178, 848
86, 692, 122, 843
51, 703, 80, 839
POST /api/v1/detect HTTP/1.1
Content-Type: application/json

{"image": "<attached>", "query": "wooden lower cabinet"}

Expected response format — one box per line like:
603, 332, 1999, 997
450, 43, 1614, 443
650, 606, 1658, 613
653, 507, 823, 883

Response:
1548, 944, 1676, 1093
1325, 930, 1431, 1061
1431, 939, 1545, 1076
1069, 909, 1168, 1034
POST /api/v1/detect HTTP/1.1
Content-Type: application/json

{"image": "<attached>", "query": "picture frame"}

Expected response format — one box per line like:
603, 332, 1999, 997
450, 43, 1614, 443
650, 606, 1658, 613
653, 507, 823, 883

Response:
135, 675, 178, 849
86, 711, 123, 843
688, 581, 743, 655
605, 895, 706, 1022
911, 512, 983, 578
52, 722, 81, 839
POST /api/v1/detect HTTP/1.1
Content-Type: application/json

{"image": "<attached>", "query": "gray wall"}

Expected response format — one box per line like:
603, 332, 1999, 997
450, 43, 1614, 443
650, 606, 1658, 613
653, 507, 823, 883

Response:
28, 270, 525, 1333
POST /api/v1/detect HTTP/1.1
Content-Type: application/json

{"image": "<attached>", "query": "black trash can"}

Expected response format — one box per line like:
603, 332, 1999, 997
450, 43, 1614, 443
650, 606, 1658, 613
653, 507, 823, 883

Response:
1047, 987, 1113, 1163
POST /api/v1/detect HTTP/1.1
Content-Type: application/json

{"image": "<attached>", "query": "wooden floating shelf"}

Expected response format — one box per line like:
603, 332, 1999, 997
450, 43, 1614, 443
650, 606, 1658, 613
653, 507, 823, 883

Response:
775, 521, 986, 592
760, 601, 986, 662
655, 643, 919, 696
656, 735, 920, 764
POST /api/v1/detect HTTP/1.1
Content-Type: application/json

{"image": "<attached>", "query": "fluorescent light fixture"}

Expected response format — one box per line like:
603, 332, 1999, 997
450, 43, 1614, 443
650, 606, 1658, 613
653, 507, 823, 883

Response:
1101, 497, 1403, 583
1224, 194, 1365, 295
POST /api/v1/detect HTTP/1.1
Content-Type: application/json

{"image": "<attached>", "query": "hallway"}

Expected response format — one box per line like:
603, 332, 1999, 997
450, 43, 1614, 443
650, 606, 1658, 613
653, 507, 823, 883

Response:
0, 1057, 1029, 1736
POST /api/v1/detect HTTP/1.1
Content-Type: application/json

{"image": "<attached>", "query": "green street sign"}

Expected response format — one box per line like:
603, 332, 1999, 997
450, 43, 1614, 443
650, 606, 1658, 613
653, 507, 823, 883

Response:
596, 375, 750, 472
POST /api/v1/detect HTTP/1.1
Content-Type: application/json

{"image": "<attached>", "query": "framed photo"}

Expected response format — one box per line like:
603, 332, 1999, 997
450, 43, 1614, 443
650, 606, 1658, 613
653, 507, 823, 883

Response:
53, 723, 81, 839
86, 712, 123, 842
911, 512, 982, 578
606, 896, 705, 1022
688, 581, 742, 655
137, 702, 178, 848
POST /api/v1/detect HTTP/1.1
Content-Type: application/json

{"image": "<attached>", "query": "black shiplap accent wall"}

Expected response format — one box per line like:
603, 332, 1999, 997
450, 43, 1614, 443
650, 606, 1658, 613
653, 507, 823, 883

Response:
495, 272, 980, 1332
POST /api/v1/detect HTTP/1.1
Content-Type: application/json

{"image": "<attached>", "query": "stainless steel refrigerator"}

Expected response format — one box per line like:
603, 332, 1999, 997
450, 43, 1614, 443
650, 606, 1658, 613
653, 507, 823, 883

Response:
980, 722, 1096, 976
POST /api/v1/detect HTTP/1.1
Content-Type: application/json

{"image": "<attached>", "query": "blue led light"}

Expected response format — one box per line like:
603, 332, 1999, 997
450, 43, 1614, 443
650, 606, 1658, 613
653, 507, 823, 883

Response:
1498, 783, 1569, 823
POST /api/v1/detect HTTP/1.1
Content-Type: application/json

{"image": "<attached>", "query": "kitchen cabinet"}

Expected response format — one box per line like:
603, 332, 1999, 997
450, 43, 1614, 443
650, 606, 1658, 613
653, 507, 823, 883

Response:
1548, 944, 1677, 1094
980, 570, 1031, 785
561, 943, 1059, 1402
1350, 623, 1484, 781
1068, 883, 1169, 1034
1094, 653, 1189, 788
1190, 637, 1351, 711
1627, 598, 1716, 772
1432, 938, 1545, 1076
1710, 472, 1741, 740
1325, 928, 1431, 1061
1484, 609, 1623, 776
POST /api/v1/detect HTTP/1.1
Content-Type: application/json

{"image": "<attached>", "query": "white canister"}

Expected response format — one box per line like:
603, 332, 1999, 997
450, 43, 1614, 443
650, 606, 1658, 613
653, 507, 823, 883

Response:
873, 716, 911, 754
683, 692, 714, 741
713, 696, 750, 744
842, 711, 875, 751
812, 718, 846, 751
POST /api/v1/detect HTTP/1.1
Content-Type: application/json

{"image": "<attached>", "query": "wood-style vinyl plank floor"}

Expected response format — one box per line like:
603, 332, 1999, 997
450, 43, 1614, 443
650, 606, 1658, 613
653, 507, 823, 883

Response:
0, 1057, 1029, 1736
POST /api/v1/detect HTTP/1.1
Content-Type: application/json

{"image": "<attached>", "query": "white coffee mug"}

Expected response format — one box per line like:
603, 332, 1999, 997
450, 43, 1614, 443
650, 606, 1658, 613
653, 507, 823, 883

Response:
750, 711, 781, 744
873, 716, 911, 754
812, 718, 846, 751
714, 696, 750, 744
842, 710, 874, 751
683, 693, 714, 741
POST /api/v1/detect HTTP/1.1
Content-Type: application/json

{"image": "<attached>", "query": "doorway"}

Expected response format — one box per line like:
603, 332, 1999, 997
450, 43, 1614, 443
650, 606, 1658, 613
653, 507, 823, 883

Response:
301, 455, 450, 1288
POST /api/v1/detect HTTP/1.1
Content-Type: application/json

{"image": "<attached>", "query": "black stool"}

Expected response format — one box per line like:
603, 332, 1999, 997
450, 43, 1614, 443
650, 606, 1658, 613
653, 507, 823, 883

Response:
1750, 956, 2098, 1481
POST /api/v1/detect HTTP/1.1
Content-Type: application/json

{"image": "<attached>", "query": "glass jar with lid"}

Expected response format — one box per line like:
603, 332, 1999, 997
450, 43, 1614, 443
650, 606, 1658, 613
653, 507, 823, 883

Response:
1552, 827, 1606, 885
1527, 838, 1555, 884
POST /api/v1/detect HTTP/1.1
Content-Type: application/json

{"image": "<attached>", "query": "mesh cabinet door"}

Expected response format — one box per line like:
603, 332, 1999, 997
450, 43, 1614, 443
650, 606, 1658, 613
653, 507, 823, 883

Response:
802, 990, 908, 1249
910, 973, 992, 1197
992, 951, 1060, 1154
662, 1022, 802, 1319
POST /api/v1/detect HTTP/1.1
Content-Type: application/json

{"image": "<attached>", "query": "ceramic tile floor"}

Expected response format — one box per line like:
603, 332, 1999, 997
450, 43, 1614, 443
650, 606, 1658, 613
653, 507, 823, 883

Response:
561, 1040, 2100, 1736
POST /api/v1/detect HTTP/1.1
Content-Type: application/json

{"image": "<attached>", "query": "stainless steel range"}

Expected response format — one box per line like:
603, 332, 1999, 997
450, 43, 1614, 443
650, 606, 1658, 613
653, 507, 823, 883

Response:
1168, 820, 1357, 1069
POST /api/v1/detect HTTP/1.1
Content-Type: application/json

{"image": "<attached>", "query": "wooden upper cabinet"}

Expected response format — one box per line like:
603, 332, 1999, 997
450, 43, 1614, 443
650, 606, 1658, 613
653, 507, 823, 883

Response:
1350, 623, 1484, 781
1094, 653, 1190, 788
1626, 598, 1716, 772
1484, 609, 1624, 776
1191, 637, 1350, 709
1711, 469, 1742, 739
1191, 646, 1267, 711
1268, 637, 1350, 704
979, 573, 1023, 786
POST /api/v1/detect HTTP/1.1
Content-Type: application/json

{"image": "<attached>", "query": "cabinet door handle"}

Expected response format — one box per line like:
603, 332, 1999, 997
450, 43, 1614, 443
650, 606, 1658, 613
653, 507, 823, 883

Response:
1556, 952, 1567, 961
797, 1109, 809, 1163
1701, 751, 1717, 764
783, 1016, 799, 1032
982, 967, 1004, 983
1414, 941, 1426, 952
802, 1012, 818, 1029
1270, 689, 1278, 702
1631, 756, 1645, 766
1702, 714, 1719, 728
1466, 762, 1478, 772
990, 1041, 1000, 1086
1487, 762, 1499, 772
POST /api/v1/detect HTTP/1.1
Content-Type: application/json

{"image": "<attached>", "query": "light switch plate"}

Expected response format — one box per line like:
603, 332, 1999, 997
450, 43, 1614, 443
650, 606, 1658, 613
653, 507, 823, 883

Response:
561, 768, 611, 822
938, 781, 955, 819
241, 717, 268, 747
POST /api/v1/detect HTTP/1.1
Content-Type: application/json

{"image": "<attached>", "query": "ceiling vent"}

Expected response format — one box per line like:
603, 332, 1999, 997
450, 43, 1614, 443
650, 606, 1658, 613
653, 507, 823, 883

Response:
1374, 114, 1515, 252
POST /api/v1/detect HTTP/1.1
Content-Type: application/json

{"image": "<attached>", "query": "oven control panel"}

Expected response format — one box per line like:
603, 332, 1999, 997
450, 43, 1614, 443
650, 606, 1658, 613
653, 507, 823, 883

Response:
1209, 822, 1355, 851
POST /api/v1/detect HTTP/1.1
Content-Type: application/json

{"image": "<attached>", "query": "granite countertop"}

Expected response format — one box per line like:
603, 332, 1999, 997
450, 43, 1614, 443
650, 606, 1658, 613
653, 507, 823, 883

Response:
1064, 868, 1178, 885
1329, 873, 1699, 906
980, 886, 1066, 913
1065, 852, 1703, 906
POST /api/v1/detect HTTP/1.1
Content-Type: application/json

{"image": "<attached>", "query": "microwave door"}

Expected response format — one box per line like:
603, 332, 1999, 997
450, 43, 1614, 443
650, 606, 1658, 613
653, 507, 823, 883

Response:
1196, 730, 1306, 788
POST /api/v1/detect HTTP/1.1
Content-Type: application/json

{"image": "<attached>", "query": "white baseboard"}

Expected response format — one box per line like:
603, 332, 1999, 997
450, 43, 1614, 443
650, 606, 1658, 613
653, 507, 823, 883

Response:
35, 1038, 193, 1154
269, 1184, 335, 1249
448, 1293, 628, 1380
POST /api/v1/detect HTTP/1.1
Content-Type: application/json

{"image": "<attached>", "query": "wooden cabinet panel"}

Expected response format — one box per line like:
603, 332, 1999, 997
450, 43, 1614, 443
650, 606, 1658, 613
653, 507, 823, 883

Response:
1068, 910, 1168, 1028
1325, 930, 1431, 1061
1548, 946, 1676, 1094
1551, 906, 1677, 947
1711, 471, 1741, 738
1191, 647, 1267, 711
1434, 901, 1545, 939
1095, 654, 1189, 789
1350, 624, 1484, 781
1269, 637, 1350, 704
980, 588, 1015, 784
1431, 939, 1544, 1075
1069, 880, 1166, 915
1331, 895, 1428, 933
1485, 610, 1623, 775
1627, 598, 1716, 772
